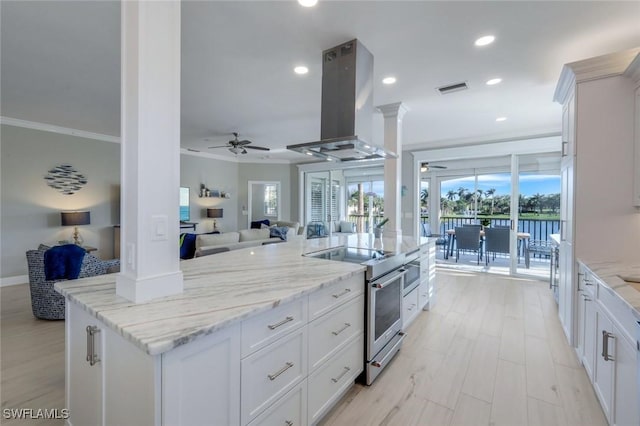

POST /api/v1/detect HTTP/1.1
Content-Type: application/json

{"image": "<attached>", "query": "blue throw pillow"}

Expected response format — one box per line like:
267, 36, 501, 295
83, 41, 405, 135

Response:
44, 244, 86, 280
270, 226, 289, 241
251, 219, 270, 229
179, 233, 197, 259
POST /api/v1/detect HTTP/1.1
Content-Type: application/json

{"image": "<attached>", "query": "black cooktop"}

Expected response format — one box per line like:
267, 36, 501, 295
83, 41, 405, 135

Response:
308, 247, 393, 264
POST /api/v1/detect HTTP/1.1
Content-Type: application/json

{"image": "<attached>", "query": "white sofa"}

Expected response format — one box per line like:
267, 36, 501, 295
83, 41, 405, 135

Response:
194, 229, 285, 257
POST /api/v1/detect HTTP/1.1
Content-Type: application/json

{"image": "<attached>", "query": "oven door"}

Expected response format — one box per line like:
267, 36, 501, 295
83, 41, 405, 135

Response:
367, 268, 405, 358
403, 261, 421, 296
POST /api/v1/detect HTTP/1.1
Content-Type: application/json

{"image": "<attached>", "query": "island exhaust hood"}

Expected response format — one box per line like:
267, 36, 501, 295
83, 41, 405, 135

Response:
287, 39, 397, 162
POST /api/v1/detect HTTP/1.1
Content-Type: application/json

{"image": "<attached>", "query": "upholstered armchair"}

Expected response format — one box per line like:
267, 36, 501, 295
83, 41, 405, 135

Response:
26, 246, 119, 320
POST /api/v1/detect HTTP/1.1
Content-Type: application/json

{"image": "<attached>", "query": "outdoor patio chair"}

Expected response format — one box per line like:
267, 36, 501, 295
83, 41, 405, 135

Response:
484, 227, 510, 265
454, 226, 482, 265
422, 223, 448, 258
527, 240, 553, 268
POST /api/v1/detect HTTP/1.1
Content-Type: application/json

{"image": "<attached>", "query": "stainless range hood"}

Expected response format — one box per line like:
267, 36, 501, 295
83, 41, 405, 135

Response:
287, 39, 397, 162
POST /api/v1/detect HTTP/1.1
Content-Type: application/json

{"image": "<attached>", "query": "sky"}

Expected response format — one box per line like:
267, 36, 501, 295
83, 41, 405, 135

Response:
438, 173, 560, 198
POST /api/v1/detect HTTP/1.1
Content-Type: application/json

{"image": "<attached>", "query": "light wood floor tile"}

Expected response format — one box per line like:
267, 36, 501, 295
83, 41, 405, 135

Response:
525, 335, 560, 405
449, 393, 491, 426
504, 284, 525, 318
544, 314, 582, 369
524, 302, 548, 339
527, 396, 567, 426
461, 334, 500, 403
415, 336, 474, 410
555, 363, 607, 426
379, 396, 453, 426
480, 302, 504, 337
491, 359, 528, 426
499, 316, 526, 365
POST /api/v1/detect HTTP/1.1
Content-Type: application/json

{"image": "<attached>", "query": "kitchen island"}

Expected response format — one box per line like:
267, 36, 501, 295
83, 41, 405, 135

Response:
55, 233, 434, 426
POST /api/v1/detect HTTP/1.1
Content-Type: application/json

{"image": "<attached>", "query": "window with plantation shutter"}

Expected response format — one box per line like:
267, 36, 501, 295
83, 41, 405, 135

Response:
310, 180, 324, 222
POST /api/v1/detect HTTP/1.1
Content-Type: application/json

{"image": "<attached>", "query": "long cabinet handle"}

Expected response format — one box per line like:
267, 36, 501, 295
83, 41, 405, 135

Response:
561, 141, 568, 157
331, 366, 351, 383
602, 330, 615, 362
332, 288, 351, 299
268, 316, 294, 330
332, 322, 351, 336
268, 362, 294, 381
86, 325, 101, 366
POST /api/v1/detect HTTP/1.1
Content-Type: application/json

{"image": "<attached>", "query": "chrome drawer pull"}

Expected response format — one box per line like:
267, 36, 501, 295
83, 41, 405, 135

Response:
268, 316, 294, 330
268, 362, 294, 381
86, 325, 100, 366
332, 322, 351, 336
332, 288, 351, 299
331, 366, 351, 383
602, 330, 615, 362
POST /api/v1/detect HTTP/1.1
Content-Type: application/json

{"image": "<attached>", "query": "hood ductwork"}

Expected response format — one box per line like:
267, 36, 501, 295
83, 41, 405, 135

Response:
287, 39, 397, 162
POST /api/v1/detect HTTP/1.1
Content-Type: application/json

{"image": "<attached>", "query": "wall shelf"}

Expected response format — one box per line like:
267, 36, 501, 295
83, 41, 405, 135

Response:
199, 184, 231, 199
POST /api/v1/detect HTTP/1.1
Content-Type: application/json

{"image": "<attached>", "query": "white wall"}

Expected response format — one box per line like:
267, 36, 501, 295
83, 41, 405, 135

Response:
574, 75, 640, 262
1, 124, 120, 279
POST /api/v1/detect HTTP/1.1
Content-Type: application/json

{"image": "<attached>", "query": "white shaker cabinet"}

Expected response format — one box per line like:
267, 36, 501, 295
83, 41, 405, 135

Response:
554, 48, 640, 345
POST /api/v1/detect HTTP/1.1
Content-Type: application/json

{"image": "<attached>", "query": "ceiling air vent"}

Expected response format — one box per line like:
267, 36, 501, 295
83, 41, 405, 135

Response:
437, 81, 469, 95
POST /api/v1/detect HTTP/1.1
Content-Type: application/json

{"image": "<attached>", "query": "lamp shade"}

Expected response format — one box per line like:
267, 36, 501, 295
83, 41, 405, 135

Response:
207, 208, 223, 218
61, 211, 90, 226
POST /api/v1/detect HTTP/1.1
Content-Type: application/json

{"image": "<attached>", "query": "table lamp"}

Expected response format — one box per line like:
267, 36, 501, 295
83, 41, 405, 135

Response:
207, 208, 223, 231
61, 211, 90, 245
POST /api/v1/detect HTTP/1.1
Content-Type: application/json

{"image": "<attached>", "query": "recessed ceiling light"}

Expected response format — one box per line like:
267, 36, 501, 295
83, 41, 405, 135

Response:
294, 66, 309, 75
486, 78, 502, 86
475, 35, 495, 46
298, 0, 318, 7
382, 76, 396, 85
496, 117, 507, 122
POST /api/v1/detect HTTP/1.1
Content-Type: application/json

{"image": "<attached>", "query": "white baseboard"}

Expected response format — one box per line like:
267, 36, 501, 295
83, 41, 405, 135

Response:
1, 275, 28, 287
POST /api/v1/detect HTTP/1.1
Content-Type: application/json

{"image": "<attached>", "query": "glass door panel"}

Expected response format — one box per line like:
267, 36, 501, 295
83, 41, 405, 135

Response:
515, 153, 561, 278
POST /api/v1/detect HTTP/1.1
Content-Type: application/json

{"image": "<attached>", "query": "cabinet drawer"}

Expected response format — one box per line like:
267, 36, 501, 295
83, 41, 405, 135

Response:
308, 274, 363, 321
596, 282, 637, 344
247, 379, 307, 426
308, 336, 363, 425
403, 287, 420, 328
241, 328, 308, 425
308, 295, 364, 371
242, 297, 307, 357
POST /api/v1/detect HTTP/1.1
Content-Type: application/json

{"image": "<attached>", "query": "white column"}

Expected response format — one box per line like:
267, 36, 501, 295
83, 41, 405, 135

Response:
116, 0, 183, 303
377, 102, 409, 239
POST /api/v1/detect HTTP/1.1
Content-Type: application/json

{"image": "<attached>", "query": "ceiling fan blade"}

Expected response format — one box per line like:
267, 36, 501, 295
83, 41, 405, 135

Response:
245, 145, 270, 151
237, 140, 252, 146
208, 145, 229, 149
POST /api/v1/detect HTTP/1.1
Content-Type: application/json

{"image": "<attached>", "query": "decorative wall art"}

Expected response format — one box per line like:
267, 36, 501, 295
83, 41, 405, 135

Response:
44, 164, 87, 195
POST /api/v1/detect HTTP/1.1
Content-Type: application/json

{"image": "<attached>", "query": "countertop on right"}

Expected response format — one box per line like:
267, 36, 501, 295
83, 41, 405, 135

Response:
577, 259, 640, 320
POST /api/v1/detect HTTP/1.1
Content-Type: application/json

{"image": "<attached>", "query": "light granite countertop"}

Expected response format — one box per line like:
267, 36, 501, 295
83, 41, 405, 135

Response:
577, 259, 640, 321
55, 233, 433, 356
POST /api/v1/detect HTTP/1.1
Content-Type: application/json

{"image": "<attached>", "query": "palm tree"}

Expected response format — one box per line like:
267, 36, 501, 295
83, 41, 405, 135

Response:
446, 190, 456, 201
485, 188, 496, 215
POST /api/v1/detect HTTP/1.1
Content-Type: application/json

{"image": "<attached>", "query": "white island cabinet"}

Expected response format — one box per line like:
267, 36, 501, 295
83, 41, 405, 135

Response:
65, 273, 364, 426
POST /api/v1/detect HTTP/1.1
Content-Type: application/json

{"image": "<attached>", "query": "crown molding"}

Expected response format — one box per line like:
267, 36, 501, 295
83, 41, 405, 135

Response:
554, 47, 640, 103
0, 116, 120, 143
624, 50, 640, 84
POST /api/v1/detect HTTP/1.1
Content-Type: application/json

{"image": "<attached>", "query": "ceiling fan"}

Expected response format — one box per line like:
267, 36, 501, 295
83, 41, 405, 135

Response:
420, 162, 447, 173
208, 132, 270, 155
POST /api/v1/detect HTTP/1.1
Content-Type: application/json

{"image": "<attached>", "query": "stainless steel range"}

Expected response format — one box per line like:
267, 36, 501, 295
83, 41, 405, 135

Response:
305, 246, 406, 385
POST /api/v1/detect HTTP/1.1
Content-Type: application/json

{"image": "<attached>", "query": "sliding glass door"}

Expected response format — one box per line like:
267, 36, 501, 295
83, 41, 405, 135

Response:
305, 170, 343, 237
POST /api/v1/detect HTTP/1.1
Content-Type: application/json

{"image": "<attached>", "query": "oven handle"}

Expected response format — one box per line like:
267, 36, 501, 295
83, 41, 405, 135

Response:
371, 269, 406, 289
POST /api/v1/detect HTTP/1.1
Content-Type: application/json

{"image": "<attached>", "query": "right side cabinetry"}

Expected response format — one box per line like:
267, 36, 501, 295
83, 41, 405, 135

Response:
576, 262, 639, 426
